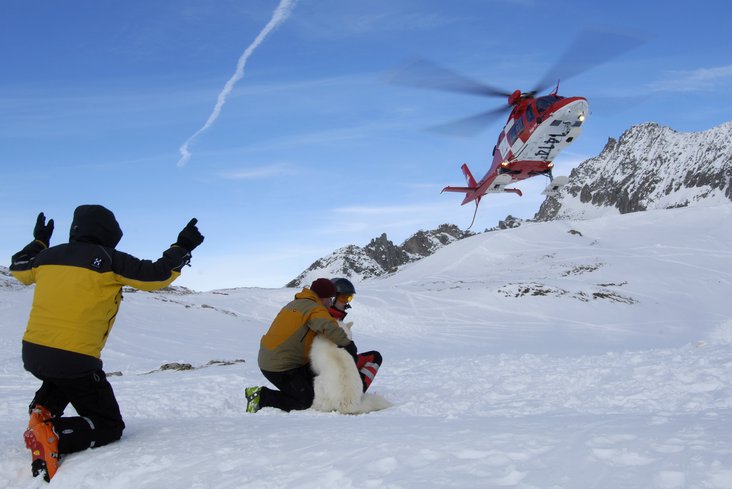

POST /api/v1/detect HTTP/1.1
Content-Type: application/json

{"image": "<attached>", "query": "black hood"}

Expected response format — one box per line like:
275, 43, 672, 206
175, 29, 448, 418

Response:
69, 205, 123, 248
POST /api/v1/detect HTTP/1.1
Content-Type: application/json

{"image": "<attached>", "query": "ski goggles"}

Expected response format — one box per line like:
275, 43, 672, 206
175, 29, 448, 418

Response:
337, 294, 354, 303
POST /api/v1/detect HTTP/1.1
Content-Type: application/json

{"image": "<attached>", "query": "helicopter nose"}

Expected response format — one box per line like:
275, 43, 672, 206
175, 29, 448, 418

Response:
565, 99, 589, 125
578, 99, 589, 118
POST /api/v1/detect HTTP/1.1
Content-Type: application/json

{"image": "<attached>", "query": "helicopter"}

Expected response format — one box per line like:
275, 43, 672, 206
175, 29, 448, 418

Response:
390, 30, 643, 228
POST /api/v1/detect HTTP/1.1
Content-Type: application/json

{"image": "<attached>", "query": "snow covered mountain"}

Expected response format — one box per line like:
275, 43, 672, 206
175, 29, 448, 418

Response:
535, 121, 732, 220
0, 265, 24, 291
291, 121, 731, 285
2, 203, 731, 488
287, 223, 473, 287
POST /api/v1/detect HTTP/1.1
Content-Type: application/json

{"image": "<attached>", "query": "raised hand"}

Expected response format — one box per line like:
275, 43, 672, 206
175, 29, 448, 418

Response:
33, 212, 54, 247
175, 218, 204, 252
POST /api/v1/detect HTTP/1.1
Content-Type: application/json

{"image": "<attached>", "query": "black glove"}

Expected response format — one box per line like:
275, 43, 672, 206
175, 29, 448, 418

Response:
340, 341, 358, 364
175, 218, 204, 252
33, 212, 54, 247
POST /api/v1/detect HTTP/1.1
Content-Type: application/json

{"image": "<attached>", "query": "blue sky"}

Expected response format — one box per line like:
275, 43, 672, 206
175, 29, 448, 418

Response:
2, 0, 731, 291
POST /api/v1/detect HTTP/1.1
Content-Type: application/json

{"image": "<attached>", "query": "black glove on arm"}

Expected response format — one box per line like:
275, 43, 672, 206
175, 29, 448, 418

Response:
175, 218, 204, 252
33, 212, 54, 248
340, 340, 358, 364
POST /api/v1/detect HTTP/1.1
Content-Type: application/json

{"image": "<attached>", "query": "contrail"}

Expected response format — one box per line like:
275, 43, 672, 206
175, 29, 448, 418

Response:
177, 0, 297, 167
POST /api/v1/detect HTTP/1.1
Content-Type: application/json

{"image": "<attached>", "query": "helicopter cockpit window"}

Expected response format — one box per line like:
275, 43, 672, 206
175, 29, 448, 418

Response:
525, 105, 535, 123
508, 117, 525, 145
536, 95, 564, 114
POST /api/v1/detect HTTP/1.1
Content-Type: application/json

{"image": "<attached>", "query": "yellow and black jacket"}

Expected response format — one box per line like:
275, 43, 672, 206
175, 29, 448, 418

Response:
11, 205, 191, 378
258, 288, 350, 372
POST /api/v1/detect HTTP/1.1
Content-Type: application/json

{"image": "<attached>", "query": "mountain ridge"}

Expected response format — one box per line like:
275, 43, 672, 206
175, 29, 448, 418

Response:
289, 121, 732, 287
535, 121, 732, 220
286, 223, 473, 287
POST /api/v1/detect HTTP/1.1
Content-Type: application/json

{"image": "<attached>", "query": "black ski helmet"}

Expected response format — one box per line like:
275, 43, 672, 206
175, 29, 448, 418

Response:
331, 277, 356, 296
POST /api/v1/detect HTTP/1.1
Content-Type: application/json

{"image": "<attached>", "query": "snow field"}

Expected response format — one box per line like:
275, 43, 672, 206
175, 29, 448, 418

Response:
1, 204, 731, 488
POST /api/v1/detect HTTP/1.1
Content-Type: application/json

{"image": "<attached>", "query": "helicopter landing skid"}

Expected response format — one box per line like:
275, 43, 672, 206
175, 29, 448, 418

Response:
541, 175, 569, 196
467, 187, 524, 229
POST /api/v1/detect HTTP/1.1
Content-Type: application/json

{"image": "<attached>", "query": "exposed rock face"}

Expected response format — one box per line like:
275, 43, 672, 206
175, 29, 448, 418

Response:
401, 224, 471, 259
364, 234, 409, 274
287, 224, 472, 287
534, 122, 732, 221
495, 215, 524, 230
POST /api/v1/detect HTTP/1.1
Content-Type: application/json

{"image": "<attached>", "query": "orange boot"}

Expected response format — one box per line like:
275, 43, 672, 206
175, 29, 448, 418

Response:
24, 419, 60, 482
28, 405, 53, 429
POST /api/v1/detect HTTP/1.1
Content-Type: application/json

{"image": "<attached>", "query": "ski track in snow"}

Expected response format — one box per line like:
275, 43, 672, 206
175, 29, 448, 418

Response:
1, 205, 731, 488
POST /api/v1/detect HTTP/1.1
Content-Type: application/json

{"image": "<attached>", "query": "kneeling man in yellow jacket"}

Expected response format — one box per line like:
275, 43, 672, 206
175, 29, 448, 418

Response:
11, 205, 204, 481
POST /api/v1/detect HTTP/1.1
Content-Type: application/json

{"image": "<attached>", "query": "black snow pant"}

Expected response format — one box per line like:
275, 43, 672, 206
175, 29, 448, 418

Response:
259, 364, 315, 412
29, 370, 125, 454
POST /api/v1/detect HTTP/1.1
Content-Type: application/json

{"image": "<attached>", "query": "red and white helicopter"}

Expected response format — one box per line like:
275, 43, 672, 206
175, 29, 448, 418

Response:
391, 30, 642, 227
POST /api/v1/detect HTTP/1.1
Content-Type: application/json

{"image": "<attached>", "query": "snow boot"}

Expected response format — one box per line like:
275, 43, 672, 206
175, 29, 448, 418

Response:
245, 386, 262, 413
357, 351, 382, 392
24, 419, 60, 482
28, 404, 53, 429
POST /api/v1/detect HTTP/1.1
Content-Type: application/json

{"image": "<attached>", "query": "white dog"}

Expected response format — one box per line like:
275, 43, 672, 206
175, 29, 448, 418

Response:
310, 322, 391, 414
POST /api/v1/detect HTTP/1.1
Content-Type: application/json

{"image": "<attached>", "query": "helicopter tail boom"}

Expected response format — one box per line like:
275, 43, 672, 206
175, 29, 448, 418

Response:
441, 185, 478, 205
441, 164, 480, 205
460, 163, 478, 188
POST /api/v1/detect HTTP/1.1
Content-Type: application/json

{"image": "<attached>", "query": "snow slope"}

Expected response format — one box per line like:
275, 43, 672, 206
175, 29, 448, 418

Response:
537, 121, 732, 221
1, 204, 731, 488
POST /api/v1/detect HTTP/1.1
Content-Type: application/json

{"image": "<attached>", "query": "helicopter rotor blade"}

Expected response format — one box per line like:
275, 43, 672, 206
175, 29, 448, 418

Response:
387, 58, 512, 98
426, 105, 511, 137
531, 28, 646, 95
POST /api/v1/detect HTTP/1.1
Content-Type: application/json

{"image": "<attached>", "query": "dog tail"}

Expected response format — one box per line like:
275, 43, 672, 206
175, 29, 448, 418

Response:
343, 393, 393, 415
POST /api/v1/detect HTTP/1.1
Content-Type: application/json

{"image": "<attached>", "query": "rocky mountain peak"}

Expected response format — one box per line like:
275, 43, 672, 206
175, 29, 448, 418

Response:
364, 233, 408, 273
534, 121, 732, 221
287, 224, 473, 287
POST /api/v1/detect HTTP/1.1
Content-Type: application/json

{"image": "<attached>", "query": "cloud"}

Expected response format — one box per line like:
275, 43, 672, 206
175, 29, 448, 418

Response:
325, 201, 478, 242
291, 5, 461, 39
218, 163, 296, 180
334, 203, 449, 216
177, 0, 298, 167
213, 119, 403, 156
342, 12, 454, 35
649, 65, 732, 93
